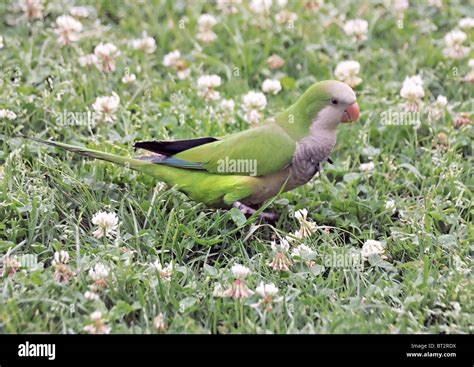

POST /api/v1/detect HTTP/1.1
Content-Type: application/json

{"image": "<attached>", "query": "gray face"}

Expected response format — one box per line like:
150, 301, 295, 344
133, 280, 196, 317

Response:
325, 80, 357, 106
310, 81, 358, 130
325, 82, 357, 121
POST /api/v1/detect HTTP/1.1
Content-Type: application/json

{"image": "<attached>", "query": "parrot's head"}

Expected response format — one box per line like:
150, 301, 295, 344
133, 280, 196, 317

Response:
305, 80, 360, 129
320, 80, 359, 124
277, 80, 360, 139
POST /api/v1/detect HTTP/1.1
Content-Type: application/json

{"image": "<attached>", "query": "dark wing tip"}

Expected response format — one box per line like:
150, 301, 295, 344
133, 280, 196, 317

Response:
133, 141, 161, 151
134, 137, 218, 156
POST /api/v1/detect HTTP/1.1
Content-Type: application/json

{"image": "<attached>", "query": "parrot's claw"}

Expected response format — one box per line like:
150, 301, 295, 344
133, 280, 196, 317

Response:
257, 211, 279, 222
232, 202, 279, 222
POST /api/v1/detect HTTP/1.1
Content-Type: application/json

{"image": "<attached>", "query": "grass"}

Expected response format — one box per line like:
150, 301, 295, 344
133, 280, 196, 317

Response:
0, 0, 473, 334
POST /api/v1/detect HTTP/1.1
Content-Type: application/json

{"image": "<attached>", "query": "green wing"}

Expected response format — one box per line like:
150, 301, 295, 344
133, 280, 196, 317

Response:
172, 123, 296, 177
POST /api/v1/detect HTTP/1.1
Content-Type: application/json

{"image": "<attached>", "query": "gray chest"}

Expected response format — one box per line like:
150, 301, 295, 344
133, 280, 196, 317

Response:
289, 135, 336, 186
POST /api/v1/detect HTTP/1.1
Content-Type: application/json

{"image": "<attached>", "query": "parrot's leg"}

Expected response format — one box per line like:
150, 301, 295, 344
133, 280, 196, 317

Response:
232, 201, 279, 222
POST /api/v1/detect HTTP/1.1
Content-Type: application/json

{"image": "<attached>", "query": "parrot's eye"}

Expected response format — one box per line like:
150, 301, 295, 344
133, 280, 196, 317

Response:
330, 98, 339, 105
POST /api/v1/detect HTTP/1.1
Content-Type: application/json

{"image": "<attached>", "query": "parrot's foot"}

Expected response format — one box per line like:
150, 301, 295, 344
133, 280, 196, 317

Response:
232, 201, 279, 222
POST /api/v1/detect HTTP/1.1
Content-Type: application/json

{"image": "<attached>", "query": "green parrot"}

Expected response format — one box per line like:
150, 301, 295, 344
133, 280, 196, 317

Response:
26, 80, 359, 220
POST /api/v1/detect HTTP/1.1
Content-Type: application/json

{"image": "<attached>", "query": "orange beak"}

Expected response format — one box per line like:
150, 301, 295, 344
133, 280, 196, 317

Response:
341, 102, 360, 123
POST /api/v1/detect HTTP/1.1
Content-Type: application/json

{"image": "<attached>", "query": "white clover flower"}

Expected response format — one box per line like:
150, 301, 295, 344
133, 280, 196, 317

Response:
198, 14, 217, 31
84, 290, 100, 301
249, 0, 272, 14
197, 75, 222, 89
400, 75, 424, 111
283, 232, 296, 244
93, 43, 121, 73
270, 239, 291, 271
429, 95, 449, 120
162, 50, 191, 79
343, 19, 368, 41
443, 29, 469, 60
225, 281, 253, 299
153, 313, 166, 331
244, 109, 261, 124
294, 208, 317, 238
91, 210, 119, 238
88, 263, 110, 281
272, 237, 290, 250
458, 17, 474, 29
78, 54, 98, 67
52, 253, 75, 283
407, 75, 423, 86
92, 93, 120, 124
242, 92, 267, 124
163, 50, 181, 67
334, 60, 362, 87
291, 244, 315, 260
359, 161, 375, 172
230, 264, 251, 279
427, 0, 442, 7
90, 311, 103, 321
267, 54, 285, 69
52, 250, 70, 266
225, 268, 253, 299
465, 59, 474, 83
19, 0, 43, 19
435, 95, 448, 107
217, 0, 241, 14
199, 89, 220, 101
242, 91, 267, 111
121, 73, 136, 84
130, 35, 156, 54
0, 109, 17, 120
400, 80, 425, 100
152, 260, 173, 281
177, 68, 191, 80
197, 30, 218, 43
385, 199, 396, 211
212, 283, 227, 297
1, 256, 21, 276
55, 15, 82, 45
445, 29, 467, 47
294, 209, 308, 222
0, 35, 3, 49
220, 98, 235, 112
275, 10, 297, 24
253, 281, 281, 311
83, 311, 111, 334
255, 282, 278, 298
262, 79, 282, 95
393, 0, 409, 16
443, 45, 470, 60
163, 50, 190, 79
361, 240, 385, 259
197, 74, 222, 101
196, 15, 218, 43
70, 6, 90, 18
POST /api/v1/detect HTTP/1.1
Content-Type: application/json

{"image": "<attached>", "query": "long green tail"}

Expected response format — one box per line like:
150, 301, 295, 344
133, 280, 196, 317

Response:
22, 136, 255, 207
23, 136, 152, 171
